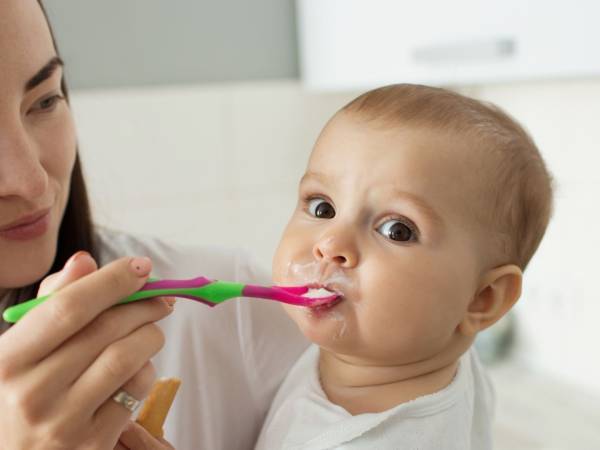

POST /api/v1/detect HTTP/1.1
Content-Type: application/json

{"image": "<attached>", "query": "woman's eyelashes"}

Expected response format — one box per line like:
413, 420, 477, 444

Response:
306, 197, 336, 219
376, 218, 418, 243
28, 93, 65, 115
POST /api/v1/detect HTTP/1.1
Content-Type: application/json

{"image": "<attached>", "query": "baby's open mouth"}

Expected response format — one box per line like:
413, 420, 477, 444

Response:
305, 284, 344, 311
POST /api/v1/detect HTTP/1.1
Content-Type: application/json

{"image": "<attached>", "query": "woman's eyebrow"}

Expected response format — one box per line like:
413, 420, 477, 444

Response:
25, 56, 64, 92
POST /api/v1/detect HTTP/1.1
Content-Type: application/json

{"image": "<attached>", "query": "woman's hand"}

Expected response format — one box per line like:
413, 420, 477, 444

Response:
115, 421, 175, 450
0, 252, 174, 450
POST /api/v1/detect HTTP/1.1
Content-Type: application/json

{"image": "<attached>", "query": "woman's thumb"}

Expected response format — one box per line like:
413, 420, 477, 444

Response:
38, 251, 98, 296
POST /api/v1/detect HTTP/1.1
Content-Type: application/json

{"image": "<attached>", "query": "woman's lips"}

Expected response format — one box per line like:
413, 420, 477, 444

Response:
0, 209, 51, 241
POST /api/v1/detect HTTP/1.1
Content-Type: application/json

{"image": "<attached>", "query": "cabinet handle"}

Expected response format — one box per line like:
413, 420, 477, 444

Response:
412, 38, 516, 64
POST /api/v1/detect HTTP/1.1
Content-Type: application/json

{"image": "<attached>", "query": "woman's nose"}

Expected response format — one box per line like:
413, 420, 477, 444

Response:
0, 124, 48, 200
312, 229, 359, 268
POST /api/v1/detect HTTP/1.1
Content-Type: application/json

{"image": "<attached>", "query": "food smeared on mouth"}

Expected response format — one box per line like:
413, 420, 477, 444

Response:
304, 286, 343, 311
304, 287, 336, 299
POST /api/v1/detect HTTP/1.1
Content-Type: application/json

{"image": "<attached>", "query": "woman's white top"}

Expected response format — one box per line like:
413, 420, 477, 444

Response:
256, 344, 495, 450
96, 228, 309, 449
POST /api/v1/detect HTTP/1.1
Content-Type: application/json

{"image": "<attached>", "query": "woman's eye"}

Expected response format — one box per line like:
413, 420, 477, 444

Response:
376, 219, 415, 242
30, 94, 63, 113
307, 198, 335, 219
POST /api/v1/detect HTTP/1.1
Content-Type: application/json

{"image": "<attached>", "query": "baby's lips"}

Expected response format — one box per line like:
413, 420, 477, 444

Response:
303, 285, 345, 307
308, 294, 344, 311
314, 282, 345, 297
276, 279, 347, 305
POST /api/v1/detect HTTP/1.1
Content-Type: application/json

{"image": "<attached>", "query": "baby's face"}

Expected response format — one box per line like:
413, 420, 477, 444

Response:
273, 113, 488, 365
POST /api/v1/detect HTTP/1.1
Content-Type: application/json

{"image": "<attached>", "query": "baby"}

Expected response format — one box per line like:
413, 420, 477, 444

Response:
255, 84, 553, 449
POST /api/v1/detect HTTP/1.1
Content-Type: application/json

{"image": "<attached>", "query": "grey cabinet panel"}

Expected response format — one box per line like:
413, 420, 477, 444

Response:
44, 0, 298, 89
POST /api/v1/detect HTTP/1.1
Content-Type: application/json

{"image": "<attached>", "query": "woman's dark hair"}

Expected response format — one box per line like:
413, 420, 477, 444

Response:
2, 1, 97, 322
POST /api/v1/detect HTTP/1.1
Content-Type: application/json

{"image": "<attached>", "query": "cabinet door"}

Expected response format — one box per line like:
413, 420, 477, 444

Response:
297, 0, 600, 89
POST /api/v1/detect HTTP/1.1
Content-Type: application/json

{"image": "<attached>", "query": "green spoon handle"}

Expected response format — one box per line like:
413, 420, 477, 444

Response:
2, 288, 166, 324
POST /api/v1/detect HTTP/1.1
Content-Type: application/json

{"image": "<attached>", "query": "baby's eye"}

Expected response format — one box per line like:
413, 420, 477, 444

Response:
307, 198, 335, 219
376, 219, 415, 242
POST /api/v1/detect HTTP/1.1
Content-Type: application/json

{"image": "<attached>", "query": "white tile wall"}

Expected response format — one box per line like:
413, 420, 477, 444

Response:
489, 360, 600, 449
70, 80, 600, 443
470, 80, 600, 397
71, 81, 355, 263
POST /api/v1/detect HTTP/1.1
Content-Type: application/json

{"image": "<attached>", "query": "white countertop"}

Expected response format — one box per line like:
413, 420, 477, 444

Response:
488, 361, 600, 449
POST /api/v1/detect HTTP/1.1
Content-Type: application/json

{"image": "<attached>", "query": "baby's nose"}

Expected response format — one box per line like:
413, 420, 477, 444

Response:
312, 234, 358, 268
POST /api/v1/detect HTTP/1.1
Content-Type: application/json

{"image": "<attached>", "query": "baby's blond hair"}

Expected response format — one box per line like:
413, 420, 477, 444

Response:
341, 84, 553, 270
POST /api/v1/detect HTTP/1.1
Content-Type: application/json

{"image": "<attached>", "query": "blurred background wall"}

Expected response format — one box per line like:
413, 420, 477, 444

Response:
44, 1, 599, 448
46, 0, 300, 88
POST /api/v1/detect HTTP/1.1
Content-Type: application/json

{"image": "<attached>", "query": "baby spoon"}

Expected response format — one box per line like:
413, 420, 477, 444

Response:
2, 276, 340, 323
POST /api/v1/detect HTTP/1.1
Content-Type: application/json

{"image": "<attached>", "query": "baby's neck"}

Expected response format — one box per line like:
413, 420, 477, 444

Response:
318, 348, 460, 415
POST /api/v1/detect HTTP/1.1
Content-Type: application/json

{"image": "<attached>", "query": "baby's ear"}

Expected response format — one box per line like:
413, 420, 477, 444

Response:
458, 264, 522, 337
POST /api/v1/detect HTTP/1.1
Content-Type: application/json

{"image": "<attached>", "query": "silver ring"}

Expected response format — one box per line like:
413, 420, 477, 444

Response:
112, 389, 141, 412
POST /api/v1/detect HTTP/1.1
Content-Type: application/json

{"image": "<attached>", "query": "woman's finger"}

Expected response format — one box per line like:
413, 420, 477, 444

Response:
95, 361, 158, 437
117, 421, 175, 450
0, 251, 99, 372
30, 297, 173, 398
0, 256, 153, 370
72, 322, 165, 417
38, 251, 98, 296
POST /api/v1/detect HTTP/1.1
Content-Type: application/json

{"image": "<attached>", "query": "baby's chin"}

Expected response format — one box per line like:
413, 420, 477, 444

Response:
282, 299, 353, 349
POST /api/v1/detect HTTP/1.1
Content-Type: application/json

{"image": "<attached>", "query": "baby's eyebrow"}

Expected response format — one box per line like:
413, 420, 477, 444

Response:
300, 171, 333, 186
391, 189, 444, 229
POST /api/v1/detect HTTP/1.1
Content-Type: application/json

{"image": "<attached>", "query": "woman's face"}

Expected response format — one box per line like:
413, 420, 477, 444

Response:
0, 0, 77, 294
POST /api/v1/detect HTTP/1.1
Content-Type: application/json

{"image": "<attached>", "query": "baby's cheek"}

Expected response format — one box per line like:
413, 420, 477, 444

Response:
281, 304, 297, 319
281, 304, 310, 334
271, 247, 290, 283
422, 274, 474, 330
271, 229, 300, 280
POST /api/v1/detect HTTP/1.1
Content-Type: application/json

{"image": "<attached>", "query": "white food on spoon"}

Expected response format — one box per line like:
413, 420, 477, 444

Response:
303, 287, 336, 299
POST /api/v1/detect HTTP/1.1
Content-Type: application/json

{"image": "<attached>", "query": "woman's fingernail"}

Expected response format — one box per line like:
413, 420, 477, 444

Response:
65, 251, 89, 269
130, 257, 152, 276
163, 297, 177, 309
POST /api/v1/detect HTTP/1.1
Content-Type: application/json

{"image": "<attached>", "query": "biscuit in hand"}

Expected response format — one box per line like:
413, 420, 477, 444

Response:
136, 377, 181, 438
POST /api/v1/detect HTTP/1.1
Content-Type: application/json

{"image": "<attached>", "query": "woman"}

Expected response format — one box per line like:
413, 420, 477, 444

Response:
0, 1, 308, 448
